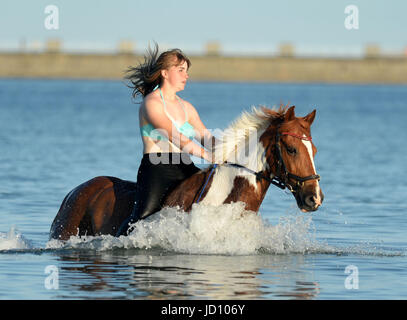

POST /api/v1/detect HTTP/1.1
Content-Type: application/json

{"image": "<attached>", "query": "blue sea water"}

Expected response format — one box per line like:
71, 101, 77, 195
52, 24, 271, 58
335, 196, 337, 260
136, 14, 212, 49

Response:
0, 79, 406, 299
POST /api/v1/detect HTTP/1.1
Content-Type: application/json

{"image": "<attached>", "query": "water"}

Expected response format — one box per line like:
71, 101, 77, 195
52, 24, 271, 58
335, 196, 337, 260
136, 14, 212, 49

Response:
0, 79, 406, 299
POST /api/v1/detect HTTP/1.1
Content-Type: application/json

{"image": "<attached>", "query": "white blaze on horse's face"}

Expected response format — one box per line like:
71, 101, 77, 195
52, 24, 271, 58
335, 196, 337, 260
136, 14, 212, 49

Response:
302, 135, 322, 207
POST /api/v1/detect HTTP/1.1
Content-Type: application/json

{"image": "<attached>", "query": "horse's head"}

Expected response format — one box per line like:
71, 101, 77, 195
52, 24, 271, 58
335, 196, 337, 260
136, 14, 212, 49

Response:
261, 106, 324, 212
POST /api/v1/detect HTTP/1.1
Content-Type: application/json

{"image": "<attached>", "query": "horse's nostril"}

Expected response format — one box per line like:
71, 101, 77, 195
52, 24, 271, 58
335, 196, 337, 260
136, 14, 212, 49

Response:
305, 195, 317, 207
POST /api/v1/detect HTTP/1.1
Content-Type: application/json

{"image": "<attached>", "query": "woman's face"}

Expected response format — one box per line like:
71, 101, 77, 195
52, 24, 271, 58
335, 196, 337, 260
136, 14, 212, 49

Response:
162, 59, 189, 91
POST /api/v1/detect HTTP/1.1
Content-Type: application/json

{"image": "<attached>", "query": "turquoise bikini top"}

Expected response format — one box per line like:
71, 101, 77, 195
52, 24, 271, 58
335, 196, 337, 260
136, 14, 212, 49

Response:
141, 88, 196, 141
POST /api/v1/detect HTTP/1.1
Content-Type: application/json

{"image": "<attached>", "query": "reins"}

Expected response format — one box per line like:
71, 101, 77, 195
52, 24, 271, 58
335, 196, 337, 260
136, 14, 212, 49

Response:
194, 131, 321, 203
225, 131, 321, 193
195, 164, 218, 203
223, 162, 287, 189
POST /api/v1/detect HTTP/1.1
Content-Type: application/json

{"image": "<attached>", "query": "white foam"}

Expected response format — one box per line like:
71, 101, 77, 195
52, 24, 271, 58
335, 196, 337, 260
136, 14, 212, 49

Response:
45, 202, 324, 255
0, 227, 33, 251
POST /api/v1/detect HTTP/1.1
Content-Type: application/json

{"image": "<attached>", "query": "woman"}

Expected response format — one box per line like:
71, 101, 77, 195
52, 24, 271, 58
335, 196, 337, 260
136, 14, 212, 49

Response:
116, 45, 215, 236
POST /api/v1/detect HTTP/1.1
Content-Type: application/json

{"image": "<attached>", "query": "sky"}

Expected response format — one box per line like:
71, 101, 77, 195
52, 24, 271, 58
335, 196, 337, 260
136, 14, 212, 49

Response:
1, 0, 406, 57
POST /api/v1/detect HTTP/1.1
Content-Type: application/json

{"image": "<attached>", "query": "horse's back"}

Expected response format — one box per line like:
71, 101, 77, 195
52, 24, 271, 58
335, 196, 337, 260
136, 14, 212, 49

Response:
49, 176, 137, 240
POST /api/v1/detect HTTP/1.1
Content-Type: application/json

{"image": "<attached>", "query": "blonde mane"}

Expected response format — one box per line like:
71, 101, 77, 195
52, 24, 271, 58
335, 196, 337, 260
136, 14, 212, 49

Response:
213, 105, 287, 163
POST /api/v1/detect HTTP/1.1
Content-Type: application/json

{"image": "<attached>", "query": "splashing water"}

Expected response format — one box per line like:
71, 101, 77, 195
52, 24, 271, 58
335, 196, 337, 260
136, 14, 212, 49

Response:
45, 202, 324, 255
0, 227, 33, 251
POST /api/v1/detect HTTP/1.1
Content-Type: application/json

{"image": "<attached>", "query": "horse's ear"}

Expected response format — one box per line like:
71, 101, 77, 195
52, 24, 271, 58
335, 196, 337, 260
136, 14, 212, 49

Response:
304, 109, 316, 125
285, 106, 296, 121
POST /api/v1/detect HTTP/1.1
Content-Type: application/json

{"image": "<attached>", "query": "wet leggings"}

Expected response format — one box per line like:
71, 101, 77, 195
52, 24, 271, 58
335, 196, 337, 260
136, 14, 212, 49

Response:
116, 153, 200, 236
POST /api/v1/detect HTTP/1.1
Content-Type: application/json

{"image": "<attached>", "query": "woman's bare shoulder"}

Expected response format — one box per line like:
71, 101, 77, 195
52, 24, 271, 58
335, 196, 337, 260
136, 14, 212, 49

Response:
142, 91, 163, 113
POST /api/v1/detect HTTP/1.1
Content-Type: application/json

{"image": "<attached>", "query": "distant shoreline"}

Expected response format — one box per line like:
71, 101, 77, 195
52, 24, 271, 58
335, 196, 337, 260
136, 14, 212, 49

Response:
1, 52, 406, 84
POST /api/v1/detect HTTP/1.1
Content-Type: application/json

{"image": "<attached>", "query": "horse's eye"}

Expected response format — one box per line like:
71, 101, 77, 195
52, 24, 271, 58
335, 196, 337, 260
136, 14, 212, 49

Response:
286, 146, 297, 155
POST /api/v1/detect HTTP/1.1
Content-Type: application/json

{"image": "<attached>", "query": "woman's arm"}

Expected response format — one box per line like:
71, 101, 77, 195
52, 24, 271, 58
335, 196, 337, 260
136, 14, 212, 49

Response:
144, 97, 213, 162
184, 101, 220, 153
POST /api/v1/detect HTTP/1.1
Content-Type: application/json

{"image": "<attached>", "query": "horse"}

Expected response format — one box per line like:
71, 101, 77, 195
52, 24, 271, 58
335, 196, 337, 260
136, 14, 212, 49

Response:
49, 105, 323, 240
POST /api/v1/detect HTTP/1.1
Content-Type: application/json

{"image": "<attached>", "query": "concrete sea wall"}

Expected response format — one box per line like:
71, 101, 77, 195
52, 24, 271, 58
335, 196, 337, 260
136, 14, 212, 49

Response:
1, 52, 406, 84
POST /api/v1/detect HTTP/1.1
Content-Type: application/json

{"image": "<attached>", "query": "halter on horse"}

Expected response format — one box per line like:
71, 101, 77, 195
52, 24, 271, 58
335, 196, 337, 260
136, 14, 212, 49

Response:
49, 105, 323, 240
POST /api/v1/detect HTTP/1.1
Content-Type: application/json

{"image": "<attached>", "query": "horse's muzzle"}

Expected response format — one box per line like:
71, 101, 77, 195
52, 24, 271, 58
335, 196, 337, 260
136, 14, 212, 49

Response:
297, 189, 324, 212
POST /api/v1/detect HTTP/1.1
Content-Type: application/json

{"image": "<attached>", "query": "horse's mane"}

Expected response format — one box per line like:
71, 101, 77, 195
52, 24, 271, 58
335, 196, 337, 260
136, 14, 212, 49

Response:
213, 105, 288, 163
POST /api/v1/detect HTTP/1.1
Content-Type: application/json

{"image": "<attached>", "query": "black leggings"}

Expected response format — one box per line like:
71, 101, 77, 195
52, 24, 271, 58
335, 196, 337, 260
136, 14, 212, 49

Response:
116, 153, 200, 236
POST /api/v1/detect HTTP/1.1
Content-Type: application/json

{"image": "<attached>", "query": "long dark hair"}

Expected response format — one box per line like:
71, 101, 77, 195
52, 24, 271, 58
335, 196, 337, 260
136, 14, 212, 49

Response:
125, 43, 191, 100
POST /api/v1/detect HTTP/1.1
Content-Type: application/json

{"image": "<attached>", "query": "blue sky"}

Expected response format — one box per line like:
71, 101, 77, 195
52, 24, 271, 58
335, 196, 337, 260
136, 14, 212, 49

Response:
1, 0, 406, 56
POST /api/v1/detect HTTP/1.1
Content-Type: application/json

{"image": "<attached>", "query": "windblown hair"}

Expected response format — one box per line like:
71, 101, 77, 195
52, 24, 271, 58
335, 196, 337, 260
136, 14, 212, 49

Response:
124, 43, 191, 100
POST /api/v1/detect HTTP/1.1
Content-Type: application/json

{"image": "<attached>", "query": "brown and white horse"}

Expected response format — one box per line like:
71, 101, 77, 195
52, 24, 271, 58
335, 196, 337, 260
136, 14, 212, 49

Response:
49, 106, 323, 240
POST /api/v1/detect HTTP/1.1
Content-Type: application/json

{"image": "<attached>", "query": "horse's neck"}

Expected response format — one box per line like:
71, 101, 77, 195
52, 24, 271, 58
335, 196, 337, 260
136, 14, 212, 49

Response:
200, 165, 271, 212
201, 131, 273, 211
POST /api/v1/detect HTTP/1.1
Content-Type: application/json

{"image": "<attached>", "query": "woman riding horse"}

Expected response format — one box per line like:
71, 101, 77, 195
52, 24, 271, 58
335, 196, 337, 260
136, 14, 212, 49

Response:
115, 45, 216, 236
49, 104, 324, 241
